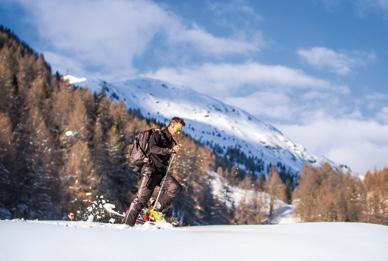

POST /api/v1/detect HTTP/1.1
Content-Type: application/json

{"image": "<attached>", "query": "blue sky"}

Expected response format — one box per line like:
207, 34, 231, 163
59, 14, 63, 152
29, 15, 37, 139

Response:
1, 0, 387, 174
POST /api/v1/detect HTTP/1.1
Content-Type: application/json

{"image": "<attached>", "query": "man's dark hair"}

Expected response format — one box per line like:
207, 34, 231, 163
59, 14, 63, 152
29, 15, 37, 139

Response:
169, 116, 186, 127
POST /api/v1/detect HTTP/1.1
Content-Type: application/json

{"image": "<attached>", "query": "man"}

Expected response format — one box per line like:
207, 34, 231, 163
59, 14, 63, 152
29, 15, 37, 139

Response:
124, 117, 185, 226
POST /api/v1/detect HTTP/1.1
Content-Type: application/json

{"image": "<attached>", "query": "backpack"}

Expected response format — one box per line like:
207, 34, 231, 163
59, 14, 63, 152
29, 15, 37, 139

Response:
128, 128, 159, 173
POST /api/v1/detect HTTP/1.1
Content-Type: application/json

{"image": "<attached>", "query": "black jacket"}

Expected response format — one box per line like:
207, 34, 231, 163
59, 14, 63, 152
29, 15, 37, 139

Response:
148, 128, 176, 171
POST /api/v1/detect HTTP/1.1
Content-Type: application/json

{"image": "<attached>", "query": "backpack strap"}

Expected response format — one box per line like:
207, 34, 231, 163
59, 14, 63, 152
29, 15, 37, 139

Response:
138, 128, 156, 157
160, 127, 177, 146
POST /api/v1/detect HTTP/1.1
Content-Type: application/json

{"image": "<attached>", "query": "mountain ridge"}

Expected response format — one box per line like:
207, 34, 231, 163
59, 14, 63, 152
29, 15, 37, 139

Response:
69, 75, 345, 180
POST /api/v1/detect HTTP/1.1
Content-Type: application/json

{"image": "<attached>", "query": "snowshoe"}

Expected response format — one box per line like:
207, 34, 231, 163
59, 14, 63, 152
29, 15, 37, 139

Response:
104, 203, 173, 228
135, 208, 165, 225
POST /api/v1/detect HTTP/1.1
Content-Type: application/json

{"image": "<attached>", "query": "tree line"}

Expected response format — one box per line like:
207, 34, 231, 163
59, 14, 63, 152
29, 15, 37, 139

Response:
294, 164, 387, 225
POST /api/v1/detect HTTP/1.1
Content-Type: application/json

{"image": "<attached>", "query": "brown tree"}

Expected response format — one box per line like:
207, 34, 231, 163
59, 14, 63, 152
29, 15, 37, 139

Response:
265, 167, 287, 219
363, 169, 388, 224
60, 141, 99, 215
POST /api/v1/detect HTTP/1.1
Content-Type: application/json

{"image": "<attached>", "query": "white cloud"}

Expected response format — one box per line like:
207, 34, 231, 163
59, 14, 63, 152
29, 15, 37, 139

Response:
373, 0, 388, 10
145, 62, 333, 97
356, 92, 388, 115
43, 51, 87, 76
225, 91, 293, 120
207, 0, 263, 27
319, 0, 388, 16
319, 0, 343, 11
205, 0, 265, 49
168, 25, 258, 55
297, 47, 375, 75
279, 117, 388, 174
376, 107, 388, 123
364, 92, 388, 102
225, 88, 353, 124
359, 0, 388, 13
16, 0, 261, 79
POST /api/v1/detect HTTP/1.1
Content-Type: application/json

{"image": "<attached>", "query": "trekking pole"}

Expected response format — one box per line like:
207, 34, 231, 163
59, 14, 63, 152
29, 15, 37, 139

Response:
153, 153, 176, 210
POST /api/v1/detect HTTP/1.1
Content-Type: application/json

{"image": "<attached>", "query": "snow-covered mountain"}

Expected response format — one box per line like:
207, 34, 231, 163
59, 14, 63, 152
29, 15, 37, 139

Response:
68, 76, 339, 177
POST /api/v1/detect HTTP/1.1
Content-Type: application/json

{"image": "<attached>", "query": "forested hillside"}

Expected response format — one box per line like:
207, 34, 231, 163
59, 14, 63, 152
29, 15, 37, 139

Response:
0, 26, 217, 224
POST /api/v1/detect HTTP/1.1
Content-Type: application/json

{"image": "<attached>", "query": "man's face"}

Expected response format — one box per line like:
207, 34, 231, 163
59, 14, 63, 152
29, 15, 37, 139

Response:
68, 212, 75, 221
172, 122, 184, 136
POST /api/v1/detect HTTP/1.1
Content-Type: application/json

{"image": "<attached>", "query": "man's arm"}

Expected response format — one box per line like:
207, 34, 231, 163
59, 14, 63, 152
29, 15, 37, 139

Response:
149, 131, 172, 155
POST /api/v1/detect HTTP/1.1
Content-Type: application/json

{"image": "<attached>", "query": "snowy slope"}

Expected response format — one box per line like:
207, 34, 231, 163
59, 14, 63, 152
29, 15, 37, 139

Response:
209, 171, 298, 224
1, 220, 387, 261
71, 76, 339, 176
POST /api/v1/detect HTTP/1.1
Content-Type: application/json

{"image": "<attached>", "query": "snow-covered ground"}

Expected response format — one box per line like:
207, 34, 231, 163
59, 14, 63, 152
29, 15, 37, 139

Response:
1, 220, 387, 261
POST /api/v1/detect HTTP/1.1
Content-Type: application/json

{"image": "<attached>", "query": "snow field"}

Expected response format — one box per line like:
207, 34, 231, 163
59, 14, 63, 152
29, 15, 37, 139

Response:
0, 220, 387, 261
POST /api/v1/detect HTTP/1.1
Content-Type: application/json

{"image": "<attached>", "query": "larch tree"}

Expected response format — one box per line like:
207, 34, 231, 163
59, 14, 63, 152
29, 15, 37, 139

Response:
265, 167, 287, 219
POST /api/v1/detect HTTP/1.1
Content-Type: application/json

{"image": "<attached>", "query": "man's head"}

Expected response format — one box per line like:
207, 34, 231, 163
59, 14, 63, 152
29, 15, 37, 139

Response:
68, 212, 75, 221
168, 116, 185, 136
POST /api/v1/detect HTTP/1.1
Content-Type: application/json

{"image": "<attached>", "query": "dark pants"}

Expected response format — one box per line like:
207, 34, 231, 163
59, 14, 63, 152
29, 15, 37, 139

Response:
124, 165, 182, 226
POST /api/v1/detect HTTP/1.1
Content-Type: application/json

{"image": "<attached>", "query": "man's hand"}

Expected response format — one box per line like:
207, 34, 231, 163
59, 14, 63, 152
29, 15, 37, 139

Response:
172, 144, 181, 154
